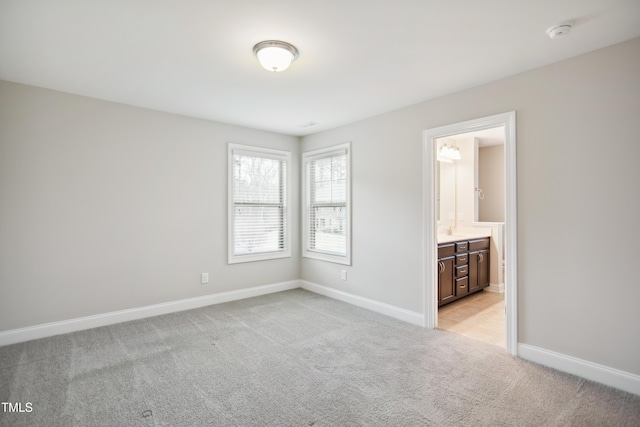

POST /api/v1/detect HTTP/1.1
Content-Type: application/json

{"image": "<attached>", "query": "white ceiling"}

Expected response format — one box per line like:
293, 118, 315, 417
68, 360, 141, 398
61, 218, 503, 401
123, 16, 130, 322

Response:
1, 1, 639, 137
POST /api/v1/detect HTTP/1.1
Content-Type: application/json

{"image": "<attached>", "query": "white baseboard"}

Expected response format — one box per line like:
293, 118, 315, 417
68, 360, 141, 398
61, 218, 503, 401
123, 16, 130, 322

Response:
486, 282, 504, 293
300, 280, 424, 326
4, 280, 638, 398
518, 343, 640, 396
0, 280, 300, 347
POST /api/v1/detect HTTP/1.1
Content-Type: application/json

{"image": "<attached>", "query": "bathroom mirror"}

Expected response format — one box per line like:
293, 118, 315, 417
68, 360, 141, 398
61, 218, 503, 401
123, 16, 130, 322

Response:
437, 127, 505, 228
437, 155, 456, 229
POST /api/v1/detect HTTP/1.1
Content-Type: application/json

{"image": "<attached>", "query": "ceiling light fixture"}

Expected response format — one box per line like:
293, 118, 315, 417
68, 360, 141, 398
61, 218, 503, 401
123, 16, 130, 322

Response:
253, 40, 299, 72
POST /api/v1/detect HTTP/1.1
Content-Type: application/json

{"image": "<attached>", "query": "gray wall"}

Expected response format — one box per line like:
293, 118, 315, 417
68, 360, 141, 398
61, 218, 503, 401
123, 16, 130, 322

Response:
301, 37, 640, 375
2, 38, 639, 377
0, 81, 300, 331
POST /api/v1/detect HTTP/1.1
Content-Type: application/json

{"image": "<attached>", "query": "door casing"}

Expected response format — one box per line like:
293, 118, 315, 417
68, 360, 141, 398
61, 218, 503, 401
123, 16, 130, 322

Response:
422, 111, 517, 355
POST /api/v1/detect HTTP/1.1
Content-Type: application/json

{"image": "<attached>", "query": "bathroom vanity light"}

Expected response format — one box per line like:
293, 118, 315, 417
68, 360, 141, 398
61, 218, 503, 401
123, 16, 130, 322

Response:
448, 146, 461, 160
437, 151, 453, 163
438, 144, 461, 162
253, 40, 299, 72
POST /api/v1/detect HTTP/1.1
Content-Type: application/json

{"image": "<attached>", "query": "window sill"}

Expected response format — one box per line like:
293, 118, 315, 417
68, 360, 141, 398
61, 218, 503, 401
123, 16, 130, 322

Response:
228, 252, 291, 264
302, 250, 351, 266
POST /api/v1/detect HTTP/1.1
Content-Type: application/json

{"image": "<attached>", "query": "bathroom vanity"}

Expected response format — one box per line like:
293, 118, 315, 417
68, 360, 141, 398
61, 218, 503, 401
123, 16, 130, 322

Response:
437, 237, 490, 306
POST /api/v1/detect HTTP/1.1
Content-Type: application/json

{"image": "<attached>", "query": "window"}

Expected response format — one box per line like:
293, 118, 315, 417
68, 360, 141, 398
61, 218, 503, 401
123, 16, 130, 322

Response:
228, 144, 291, 264
303, 143, 351, 265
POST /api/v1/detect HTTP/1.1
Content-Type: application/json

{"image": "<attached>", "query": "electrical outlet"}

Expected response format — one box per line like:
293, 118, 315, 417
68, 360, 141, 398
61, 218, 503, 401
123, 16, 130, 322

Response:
458, 212, 464, 221
201, 273, 209, 284
340, 270, 347, 281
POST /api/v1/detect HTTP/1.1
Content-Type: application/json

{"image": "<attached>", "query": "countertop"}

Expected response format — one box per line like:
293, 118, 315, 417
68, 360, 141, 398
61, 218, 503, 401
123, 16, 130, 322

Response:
437, 232, 491, 244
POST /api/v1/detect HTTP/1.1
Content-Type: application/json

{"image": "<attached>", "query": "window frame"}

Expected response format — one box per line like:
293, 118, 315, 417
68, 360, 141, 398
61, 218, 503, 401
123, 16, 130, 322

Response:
228, 143, 291, 264
302, 142, 351, 265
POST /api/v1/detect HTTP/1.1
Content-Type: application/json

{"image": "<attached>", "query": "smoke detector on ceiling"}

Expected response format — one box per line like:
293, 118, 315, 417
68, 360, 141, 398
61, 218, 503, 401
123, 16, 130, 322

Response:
298, 121, 318, 128
547, 24, 572, 39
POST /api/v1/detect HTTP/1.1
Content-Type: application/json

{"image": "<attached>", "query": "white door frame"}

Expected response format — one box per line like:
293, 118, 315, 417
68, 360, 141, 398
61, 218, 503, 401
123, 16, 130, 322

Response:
422, 112, 518, 355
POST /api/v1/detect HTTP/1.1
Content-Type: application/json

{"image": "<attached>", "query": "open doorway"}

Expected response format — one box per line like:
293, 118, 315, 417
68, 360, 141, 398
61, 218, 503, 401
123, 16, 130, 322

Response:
435, 128, 506, 347
423, 112, 517, 355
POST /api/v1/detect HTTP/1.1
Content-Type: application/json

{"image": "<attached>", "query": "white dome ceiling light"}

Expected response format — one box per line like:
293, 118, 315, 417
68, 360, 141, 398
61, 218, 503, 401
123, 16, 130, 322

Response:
547, 24, 572, 39
253, 40, 299, 72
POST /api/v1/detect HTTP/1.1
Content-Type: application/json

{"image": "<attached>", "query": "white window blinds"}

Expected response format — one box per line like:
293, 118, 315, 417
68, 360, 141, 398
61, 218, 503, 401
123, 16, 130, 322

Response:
303, 143, 351, 265
228, 144, 290, 263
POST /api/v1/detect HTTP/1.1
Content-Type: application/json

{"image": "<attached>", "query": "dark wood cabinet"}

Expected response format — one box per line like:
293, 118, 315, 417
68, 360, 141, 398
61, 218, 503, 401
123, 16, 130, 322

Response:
455, 277, 469, 298
438, 237, 490, 306
468, 238, 490, 293
469, 250, 489, 293
438, 257, 455, 304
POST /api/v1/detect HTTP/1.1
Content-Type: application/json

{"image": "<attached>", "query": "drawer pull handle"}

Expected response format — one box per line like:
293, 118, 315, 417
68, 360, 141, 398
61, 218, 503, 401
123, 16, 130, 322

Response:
460, 284, 465, 288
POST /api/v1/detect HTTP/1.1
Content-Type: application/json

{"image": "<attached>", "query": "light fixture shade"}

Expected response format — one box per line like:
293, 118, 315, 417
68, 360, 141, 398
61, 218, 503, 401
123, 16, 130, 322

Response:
253, 40, 299, 72
449, 146, 461, 160
438, 144, 461, 162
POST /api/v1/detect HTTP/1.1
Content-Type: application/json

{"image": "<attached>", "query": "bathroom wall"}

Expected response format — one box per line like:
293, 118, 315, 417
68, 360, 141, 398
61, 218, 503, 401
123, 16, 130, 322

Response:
479, 144, 505, 222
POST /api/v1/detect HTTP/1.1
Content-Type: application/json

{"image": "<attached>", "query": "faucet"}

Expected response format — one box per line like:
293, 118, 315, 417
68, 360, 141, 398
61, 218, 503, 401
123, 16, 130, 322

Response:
446, 226, 454, 236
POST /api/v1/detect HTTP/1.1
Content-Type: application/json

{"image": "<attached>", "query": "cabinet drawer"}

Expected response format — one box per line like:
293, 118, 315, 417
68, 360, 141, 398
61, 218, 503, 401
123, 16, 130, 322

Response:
455, 242, 468, 253
456, 254, 468, 265
455, 277, 469, 296
438, 244, 455, 258
469, 238, 490, 251
455, 265, 468, 277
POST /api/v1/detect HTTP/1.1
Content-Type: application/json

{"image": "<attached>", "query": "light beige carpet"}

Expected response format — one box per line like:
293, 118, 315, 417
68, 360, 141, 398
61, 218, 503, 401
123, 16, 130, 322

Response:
1, 289, 639, 426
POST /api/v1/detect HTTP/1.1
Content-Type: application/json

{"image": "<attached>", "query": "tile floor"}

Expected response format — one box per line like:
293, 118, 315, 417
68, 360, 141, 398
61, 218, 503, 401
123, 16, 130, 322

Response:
437, 290, 505, 348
